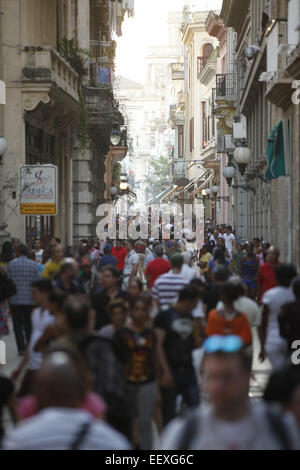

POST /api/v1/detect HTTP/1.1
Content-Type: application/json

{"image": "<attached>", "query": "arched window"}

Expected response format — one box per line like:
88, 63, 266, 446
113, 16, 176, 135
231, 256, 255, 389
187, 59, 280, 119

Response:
197, 43, 214, 76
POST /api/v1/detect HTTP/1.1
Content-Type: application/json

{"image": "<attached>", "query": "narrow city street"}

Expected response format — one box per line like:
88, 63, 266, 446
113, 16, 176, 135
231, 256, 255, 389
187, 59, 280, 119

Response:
0, 0, 300, 454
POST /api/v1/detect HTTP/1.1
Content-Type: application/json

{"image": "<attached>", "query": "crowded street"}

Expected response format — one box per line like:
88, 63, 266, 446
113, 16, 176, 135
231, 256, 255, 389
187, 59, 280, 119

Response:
0, 0, 300, 455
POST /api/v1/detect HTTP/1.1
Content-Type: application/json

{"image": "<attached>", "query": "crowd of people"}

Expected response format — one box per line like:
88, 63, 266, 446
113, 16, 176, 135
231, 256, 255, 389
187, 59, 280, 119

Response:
0, 229, 299, 450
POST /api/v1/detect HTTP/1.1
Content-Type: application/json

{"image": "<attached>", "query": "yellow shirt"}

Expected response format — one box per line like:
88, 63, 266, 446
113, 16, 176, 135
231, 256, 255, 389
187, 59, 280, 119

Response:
42, 260, 62, 280
200, 252, 212, 273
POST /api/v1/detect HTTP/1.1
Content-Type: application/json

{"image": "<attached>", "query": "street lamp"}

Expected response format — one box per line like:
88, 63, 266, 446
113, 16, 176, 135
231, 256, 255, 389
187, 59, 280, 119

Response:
223, 164, 236, 186
0, 137, 7, 163
109, 186, 118, 200
233, 139, 252, 176
120, 181, 129, 191
205, 188, 211, 196
110, 122, 121, 146
212, 185, 220, 197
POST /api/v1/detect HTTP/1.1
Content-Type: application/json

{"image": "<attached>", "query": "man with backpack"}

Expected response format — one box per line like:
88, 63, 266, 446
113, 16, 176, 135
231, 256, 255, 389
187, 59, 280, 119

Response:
159, 336, 300, 450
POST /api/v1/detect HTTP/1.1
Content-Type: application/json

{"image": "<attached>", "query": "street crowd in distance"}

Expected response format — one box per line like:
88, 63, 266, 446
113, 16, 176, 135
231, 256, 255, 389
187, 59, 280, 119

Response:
0, 225, 299, 450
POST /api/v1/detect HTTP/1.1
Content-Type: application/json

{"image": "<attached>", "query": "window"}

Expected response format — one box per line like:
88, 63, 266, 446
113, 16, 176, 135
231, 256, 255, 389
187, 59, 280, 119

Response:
197, 43, 214, 75
190, 118, 194, 153
178, 125, 184, 158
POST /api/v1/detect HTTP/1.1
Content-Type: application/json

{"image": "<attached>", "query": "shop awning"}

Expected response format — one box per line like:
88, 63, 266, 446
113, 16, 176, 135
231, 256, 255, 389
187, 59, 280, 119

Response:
265, 119, 290, 181
191, 173, 214, 196
160, 185, 179, 202
145, 187, 176, 206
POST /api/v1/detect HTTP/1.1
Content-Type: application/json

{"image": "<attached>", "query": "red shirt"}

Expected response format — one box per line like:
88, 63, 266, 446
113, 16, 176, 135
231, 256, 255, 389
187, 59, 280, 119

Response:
111, 246, 128, 271
145, 258, 171, 287
258, 262, 279, 300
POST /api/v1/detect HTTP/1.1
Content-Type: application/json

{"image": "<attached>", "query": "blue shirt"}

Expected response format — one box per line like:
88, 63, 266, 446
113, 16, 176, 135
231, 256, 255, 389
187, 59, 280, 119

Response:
6, 256, 41, 305
98, 255, 117, 270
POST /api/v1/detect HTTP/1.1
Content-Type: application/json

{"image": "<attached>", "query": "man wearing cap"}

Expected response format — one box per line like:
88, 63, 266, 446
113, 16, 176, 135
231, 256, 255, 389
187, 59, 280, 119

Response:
77, 257, 96, 295
98, 245, 117, 271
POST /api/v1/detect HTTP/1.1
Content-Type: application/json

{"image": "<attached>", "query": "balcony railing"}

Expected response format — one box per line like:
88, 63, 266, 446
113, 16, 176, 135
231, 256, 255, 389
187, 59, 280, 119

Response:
22, 46, 80, 103
197, 57, 209, 78
171, 63, 184, 80
216, 73, 237, 99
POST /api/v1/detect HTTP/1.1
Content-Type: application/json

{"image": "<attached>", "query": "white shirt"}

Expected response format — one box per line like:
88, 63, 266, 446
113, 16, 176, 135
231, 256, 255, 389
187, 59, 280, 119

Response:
3, 408, 131, 450
262, 286, 295, 351
34, 249, 44, 264
192, 300, 205, 319
216, 296, 262, 327
180, 263, 199, 282
123, 249, 139, 276
28, 308, 56, 370
223, 233, 235, 257
159, 403, 300, 450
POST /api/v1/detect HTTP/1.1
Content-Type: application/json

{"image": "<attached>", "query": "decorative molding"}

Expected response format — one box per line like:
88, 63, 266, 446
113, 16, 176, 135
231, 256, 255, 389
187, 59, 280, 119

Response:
23, 92, 51, 112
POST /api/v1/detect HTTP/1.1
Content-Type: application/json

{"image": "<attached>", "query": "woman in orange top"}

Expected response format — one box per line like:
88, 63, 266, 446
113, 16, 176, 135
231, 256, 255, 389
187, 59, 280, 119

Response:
206, 282, 252, 347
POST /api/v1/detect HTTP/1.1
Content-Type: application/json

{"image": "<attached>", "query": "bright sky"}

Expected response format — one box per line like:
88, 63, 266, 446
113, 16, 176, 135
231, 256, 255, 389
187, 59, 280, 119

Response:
116, 0, 222, 83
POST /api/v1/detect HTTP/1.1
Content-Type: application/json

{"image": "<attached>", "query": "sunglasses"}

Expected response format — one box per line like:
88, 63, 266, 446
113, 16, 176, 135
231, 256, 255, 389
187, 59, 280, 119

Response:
203, 335, 243, 354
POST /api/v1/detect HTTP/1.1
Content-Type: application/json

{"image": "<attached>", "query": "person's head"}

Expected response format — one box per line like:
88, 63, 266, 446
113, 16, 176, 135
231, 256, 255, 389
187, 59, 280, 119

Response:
154, 244, 164, 258
116, 239, 123, 249
220, 282, 241, 308
34, 239, 41, 251
12, 237, 20, 249
104, 245, 112, 256
125, 239, 135, 252
59, 261, 78, 281
190, 278, 206, 297
292, 277, 300, 299
1, 241, 13, 263
176, 285, 201, 313
275, 264, 297, 288
108, 299, 128, 329
253, 238, 261, 248
128, 277, 143, 298
63, 295, 94, 332
170, 253, 184, 270
51, 244, 64, 262
16, 243, 28, 258
183, 253, 192, 266
213, 266, 230, 285
225, 225, 232, 235
78, 244, 88, 257
34, 351, 85, 410
130, 296, 150, 327
169, 240, 178, 251
28, 249, 37, 262
236, 243, 243, 253
80, 257, 91, 276
100, 265, 119, 290
203, 342, 252, 415
245, 242, 255, 256
214, 248, 226, 265
262, 241, 270, 252
32, 279, 53, 308
264, 366, 300, 426
48, 289, 68, 318
266, 246, 280, 265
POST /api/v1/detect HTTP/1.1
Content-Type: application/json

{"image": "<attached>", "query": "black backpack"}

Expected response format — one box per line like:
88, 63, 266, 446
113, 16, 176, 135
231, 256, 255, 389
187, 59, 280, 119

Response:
177, 406, 294, 450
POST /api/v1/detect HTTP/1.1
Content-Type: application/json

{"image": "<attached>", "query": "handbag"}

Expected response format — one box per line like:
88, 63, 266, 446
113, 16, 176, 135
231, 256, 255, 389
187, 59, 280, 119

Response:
0, 270, 17, 302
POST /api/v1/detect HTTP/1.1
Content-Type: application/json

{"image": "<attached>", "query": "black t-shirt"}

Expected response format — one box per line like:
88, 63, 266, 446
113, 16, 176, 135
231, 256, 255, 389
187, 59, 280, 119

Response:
279, 300, 300, 354
203, 285, 223, 316
114, 327, 156, 384
91, 289, 127, 330
0, 376, 14, 439
154, 307, 195, 369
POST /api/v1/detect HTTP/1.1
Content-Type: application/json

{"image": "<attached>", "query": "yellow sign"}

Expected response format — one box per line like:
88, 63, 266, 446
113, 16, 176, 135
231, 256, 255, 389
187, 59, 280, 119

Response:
20, 204, 57, 215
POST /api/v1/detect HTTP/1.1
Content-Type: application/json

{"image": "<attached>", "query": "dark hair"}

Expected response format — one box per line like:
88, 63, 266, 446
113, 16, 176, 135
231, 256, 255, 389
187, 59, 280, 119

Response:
292, 278, 300, 298
18, 244, 29, 257
190, 279, 205, 289
178, 285, 200, 302
60, 262, 74, 275
126, 239, 135, 248
221, 282, 241, 304
63, 295, 91, 331
109, 299, 127, 316
100, 265, 118, 278
130, 295, 148, 310
104, 245, 112, 255
264, 366, 300, 405
214, 266, 230, 282
154, 245, 164, 257
170, 253, 183, 268
129, 277, 143, 291
214, 248, 226, 264
32, 279, 53, 293
207, 349, 252, 373
275, 264, 297, 287
49, 289, 68, 309
1, 241, 13, 263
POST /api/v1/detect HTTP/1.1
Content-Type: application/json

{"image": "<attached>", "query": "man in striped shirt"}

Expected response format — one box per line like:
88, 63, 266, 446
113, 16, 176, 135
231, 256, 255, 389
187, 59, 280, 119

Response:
152, 254, 189, 311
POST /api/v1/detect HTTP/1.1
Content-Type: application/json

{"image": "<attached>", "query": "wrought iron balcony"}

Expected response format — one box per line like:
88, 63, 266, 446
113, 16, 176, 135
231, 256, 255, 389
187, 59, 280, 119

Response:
216, 73, 237, 101
171, 63, 184, 80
